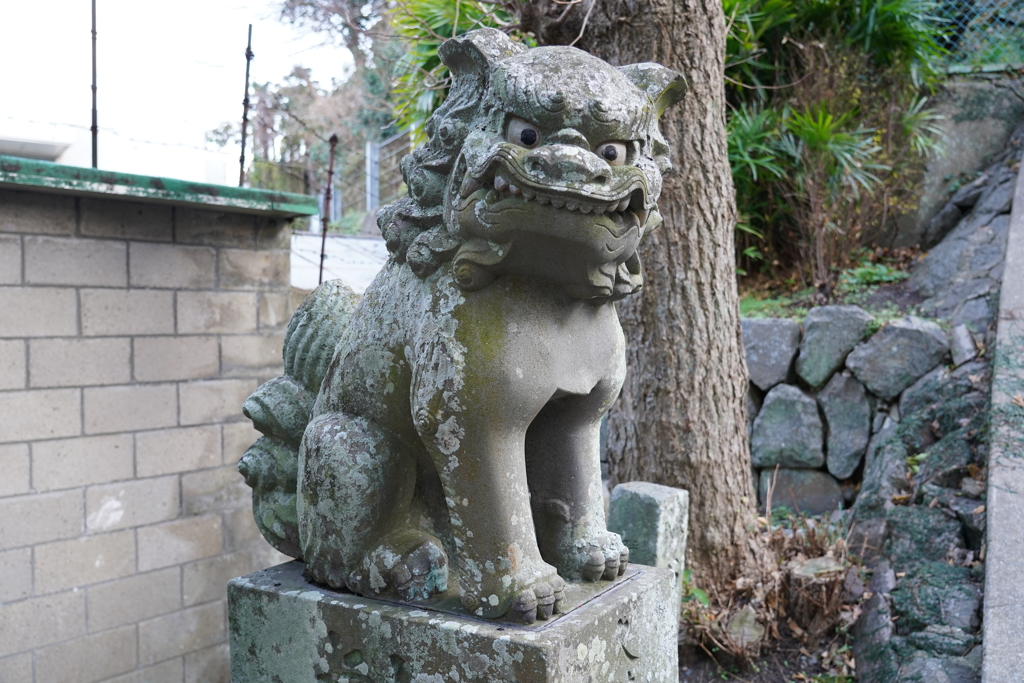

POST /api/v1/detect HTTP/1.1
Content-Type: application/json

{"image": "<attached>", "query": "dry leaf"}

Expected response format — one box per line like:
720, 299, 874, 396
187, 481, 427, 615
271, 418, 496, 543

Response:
896, 572, 906, 578
969, 374, 982, 384
1013, 394, 1024, 408
929, 497, 939, 508
972, 505, 985, 514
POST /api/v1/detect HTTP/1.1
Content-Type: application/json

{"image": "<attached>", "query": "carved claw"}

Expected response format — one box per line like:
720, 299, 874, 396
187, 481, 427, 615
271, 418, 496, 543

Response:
582, 550, 607, 582
509, 589, 538, 624
602, 551, 621, 581
533, 582, 555, 621
619, 547, 629, 575
551, 576, 566, 614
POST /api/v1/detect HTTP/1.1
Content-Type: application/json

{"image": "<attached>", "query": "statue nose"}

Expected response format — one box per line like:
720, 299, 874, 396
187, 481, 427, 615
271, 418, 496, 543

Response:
524, 144, 612, 184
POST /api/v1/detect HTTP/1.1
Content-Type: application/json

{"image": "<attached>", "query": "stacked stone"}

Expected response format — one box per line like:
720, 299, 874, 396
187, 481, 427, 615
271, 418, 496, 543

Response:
744, 309, 954, 516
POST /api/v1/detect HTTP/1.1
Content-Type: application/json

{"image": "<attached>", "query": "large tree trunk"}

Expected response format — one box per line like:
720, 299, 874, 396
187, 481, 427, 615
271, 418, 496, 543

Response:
523, 0, 756, 588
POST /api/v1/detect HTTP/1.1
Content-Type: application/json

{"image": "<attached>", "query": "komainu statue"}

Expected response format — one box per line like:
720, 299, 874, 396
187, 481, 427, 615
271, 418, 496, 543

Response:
239, 28, 685, 624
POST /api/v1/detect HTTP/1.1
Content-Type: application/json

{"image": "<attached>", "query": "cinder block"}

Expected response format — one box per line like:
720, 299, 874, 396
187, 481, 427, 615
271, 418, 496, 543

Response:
83, 383, 177, 434
34, 530, 136, 594
185, 643, 229, 683
0, 286, 78, 337
0, 548, 32, 602
86, 475, 180, 532
130, 242, 216, 289
87, 567, 181, 631
0, 653, 31, 681
223, 506, 264, 552
218, 249, 289, 290
136, 425, 220, 477
222, 420, 261, 465
256, 219, 289, 249
33, 434, 133, 492
134, 335, 219, 382
138, 600, 226, 665
0, 489, 82, 550
81, 288, 174, 336
177, 291, 257, 334
183, 551, 255, 606
182, 465, 250, 516
176, 208, 256, 248
30, 337, 132, 387
0, 388, 80, 443
25, 235, 127, 287
105, 658, 183, 683
608, 481, 690, 605
137, 515, 223, 571
0, 443, 29, 496
179, 379, 257, 426
0, 188, 75, 235
257, 291, 290, 330
0, 234, 21, 284
81, 198, 173, 242
0, 590, 85, 657
35, 624, 138, 683
220, 333, 284, 375
0, 339, 26, 389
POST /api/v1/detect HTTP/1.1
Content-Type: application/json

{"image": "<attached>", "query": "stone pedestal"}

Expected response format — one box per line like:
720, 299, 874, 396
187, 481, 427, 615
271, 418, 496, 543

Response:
229, 561, 677, 682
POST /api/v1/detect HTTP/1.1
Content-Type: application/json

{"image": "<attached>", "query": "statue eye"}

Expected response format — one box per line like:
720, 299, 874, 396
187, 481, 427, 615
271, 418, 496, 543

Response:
506, 118, 541, 149
596, 142, 628, 166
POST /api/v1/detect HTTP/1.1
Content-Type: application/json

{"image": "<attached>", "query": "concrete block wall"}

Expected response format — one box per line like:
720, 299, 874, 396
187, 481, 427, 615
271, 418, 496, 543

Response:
0, 187, 300, 683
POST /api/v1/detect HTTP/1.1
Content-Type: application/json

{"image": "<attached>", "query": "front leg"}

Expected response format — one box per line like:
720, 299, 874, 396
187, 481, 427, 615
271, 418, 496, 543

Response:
414, 369, 564, 624
526, 382, 629, 582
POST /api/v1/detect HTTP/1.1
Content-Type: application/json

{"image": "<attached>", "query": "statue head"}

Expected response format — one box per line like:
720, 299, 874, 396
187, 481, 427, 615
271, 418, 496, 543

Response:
379, 28, 685, 299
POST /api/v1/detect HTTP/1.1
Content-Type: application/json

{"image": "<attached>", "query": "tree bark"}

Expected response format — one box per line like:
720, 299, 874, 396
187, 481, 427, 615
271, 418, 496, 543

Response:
523, 0, 756, 588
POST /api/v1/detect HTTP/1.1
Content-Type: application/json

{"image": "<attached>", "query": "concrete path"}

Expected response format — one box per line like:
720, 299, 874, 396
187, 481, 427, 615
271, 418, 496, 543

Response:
290, 233, 388, 294
982, 162, 1024, 683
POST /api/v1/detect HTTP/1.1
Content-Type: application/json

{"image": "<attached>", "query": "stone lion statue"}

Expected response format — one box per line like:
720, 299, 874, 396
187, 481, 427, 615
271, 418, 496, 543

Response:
239, 28, 684, 624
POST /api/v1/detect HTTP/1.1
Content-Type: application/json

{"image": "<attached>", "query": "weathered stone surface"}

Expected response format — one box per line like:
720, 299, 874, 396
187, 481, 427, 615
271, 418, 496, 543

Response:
796, 305, 873, 388
746, 383, 763, 437
818, 372, 871, 479
870, 559, 897, 595
908, 625, 978, 657
913, 432, 974, 490
885, 507, 964, 574
853, 428, 908, 516
750, 384, 824, 469
891, 562, 981, 634
924, 202, 964, 248
852, 593, 899, 682
849, 517, 889, 565
741, 318, 800, 391
607, 482, 689, 605
950, 173, 989, 208
229, 561, 678, 682
846, 317, 949, 400
758, 469, 842, 516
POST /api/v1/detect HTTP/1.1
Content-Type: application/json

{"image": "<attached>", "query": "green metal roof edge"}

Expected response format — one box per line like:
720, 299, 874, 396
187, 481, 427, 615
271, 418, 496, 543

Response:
0, 156, 319, 218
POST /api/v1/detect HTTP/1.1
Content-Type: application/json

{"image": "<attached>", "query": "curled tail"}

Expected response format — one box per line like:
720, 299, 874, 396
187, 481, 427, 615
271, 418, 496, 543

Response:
238, 281, 359, 558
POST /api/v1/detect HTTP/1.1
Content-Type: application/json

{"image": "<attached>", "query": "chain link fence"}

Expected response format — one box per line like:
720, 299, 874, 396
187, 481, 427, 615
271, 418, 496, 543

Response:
938, 0, 1024, 67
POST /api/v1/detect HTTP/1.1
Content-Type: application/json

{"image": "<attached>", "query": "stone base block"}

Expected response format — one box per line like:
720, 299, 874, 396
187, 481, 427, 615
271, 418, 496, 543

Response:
229, 561, 677, 682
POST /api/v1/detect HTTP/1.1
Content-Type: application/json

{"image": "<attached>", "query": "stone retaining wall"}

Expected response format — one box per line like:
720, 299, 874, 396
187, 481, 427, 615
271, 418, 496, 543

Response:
0, 163, 315, 683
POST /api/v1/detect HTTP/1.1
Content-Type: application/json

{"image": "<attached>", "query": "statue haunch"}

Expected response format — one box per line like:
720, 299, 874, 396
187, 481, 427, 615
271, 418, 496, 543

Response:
239, 28, 685, 624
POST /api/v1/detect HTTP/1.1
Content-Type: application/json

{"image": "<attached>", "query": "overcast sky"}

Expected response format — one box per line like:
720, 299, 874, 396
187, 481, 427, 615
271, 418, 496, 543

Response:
0, 0, 354, 181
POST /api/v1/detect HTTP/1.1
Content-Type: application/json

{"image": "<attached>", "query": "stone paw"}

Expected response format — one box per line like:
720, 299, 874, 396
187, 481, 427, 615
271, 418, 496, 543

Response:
506, 576, 567, 624
574, 532, 629, 582
364, 532, 449, 602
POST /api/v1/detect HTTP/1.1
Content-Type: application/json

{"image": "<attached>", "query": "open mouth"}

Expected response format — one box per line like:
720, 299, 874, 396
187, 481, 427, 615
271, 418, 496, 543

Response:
457, 166, 650, 229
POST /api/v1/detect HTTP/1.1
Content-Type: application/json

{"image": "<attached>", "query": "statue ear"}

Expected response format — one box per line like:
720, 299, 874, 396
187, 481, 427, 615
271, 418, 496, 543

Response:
618, 63, 687, 117
439, 28, 527, 88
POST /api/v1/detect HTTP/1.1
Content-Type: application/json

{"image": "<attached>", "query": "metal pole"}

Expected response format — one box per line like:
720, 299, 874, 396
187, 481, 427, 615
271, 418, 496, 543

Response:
239, 25, 254, 187
365, 140, 380, 212
319, 134, 339, 285
91, 0, 98, 169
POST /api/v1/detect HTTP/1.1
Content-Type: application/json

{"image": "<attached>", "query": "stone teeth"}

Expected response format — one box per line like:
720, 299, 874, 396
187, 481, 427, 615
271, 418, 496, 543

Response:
509, 184, 521, 196
485, 190, 500, 204
460, 175, 482, 198
579, 205, 592, 214
551, 198, 565, 209
565, 202, 578, 212
522, 188, 535, 200
617, 198, 630, 212
537, 195, 550, 205
494, 175, 509, 192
